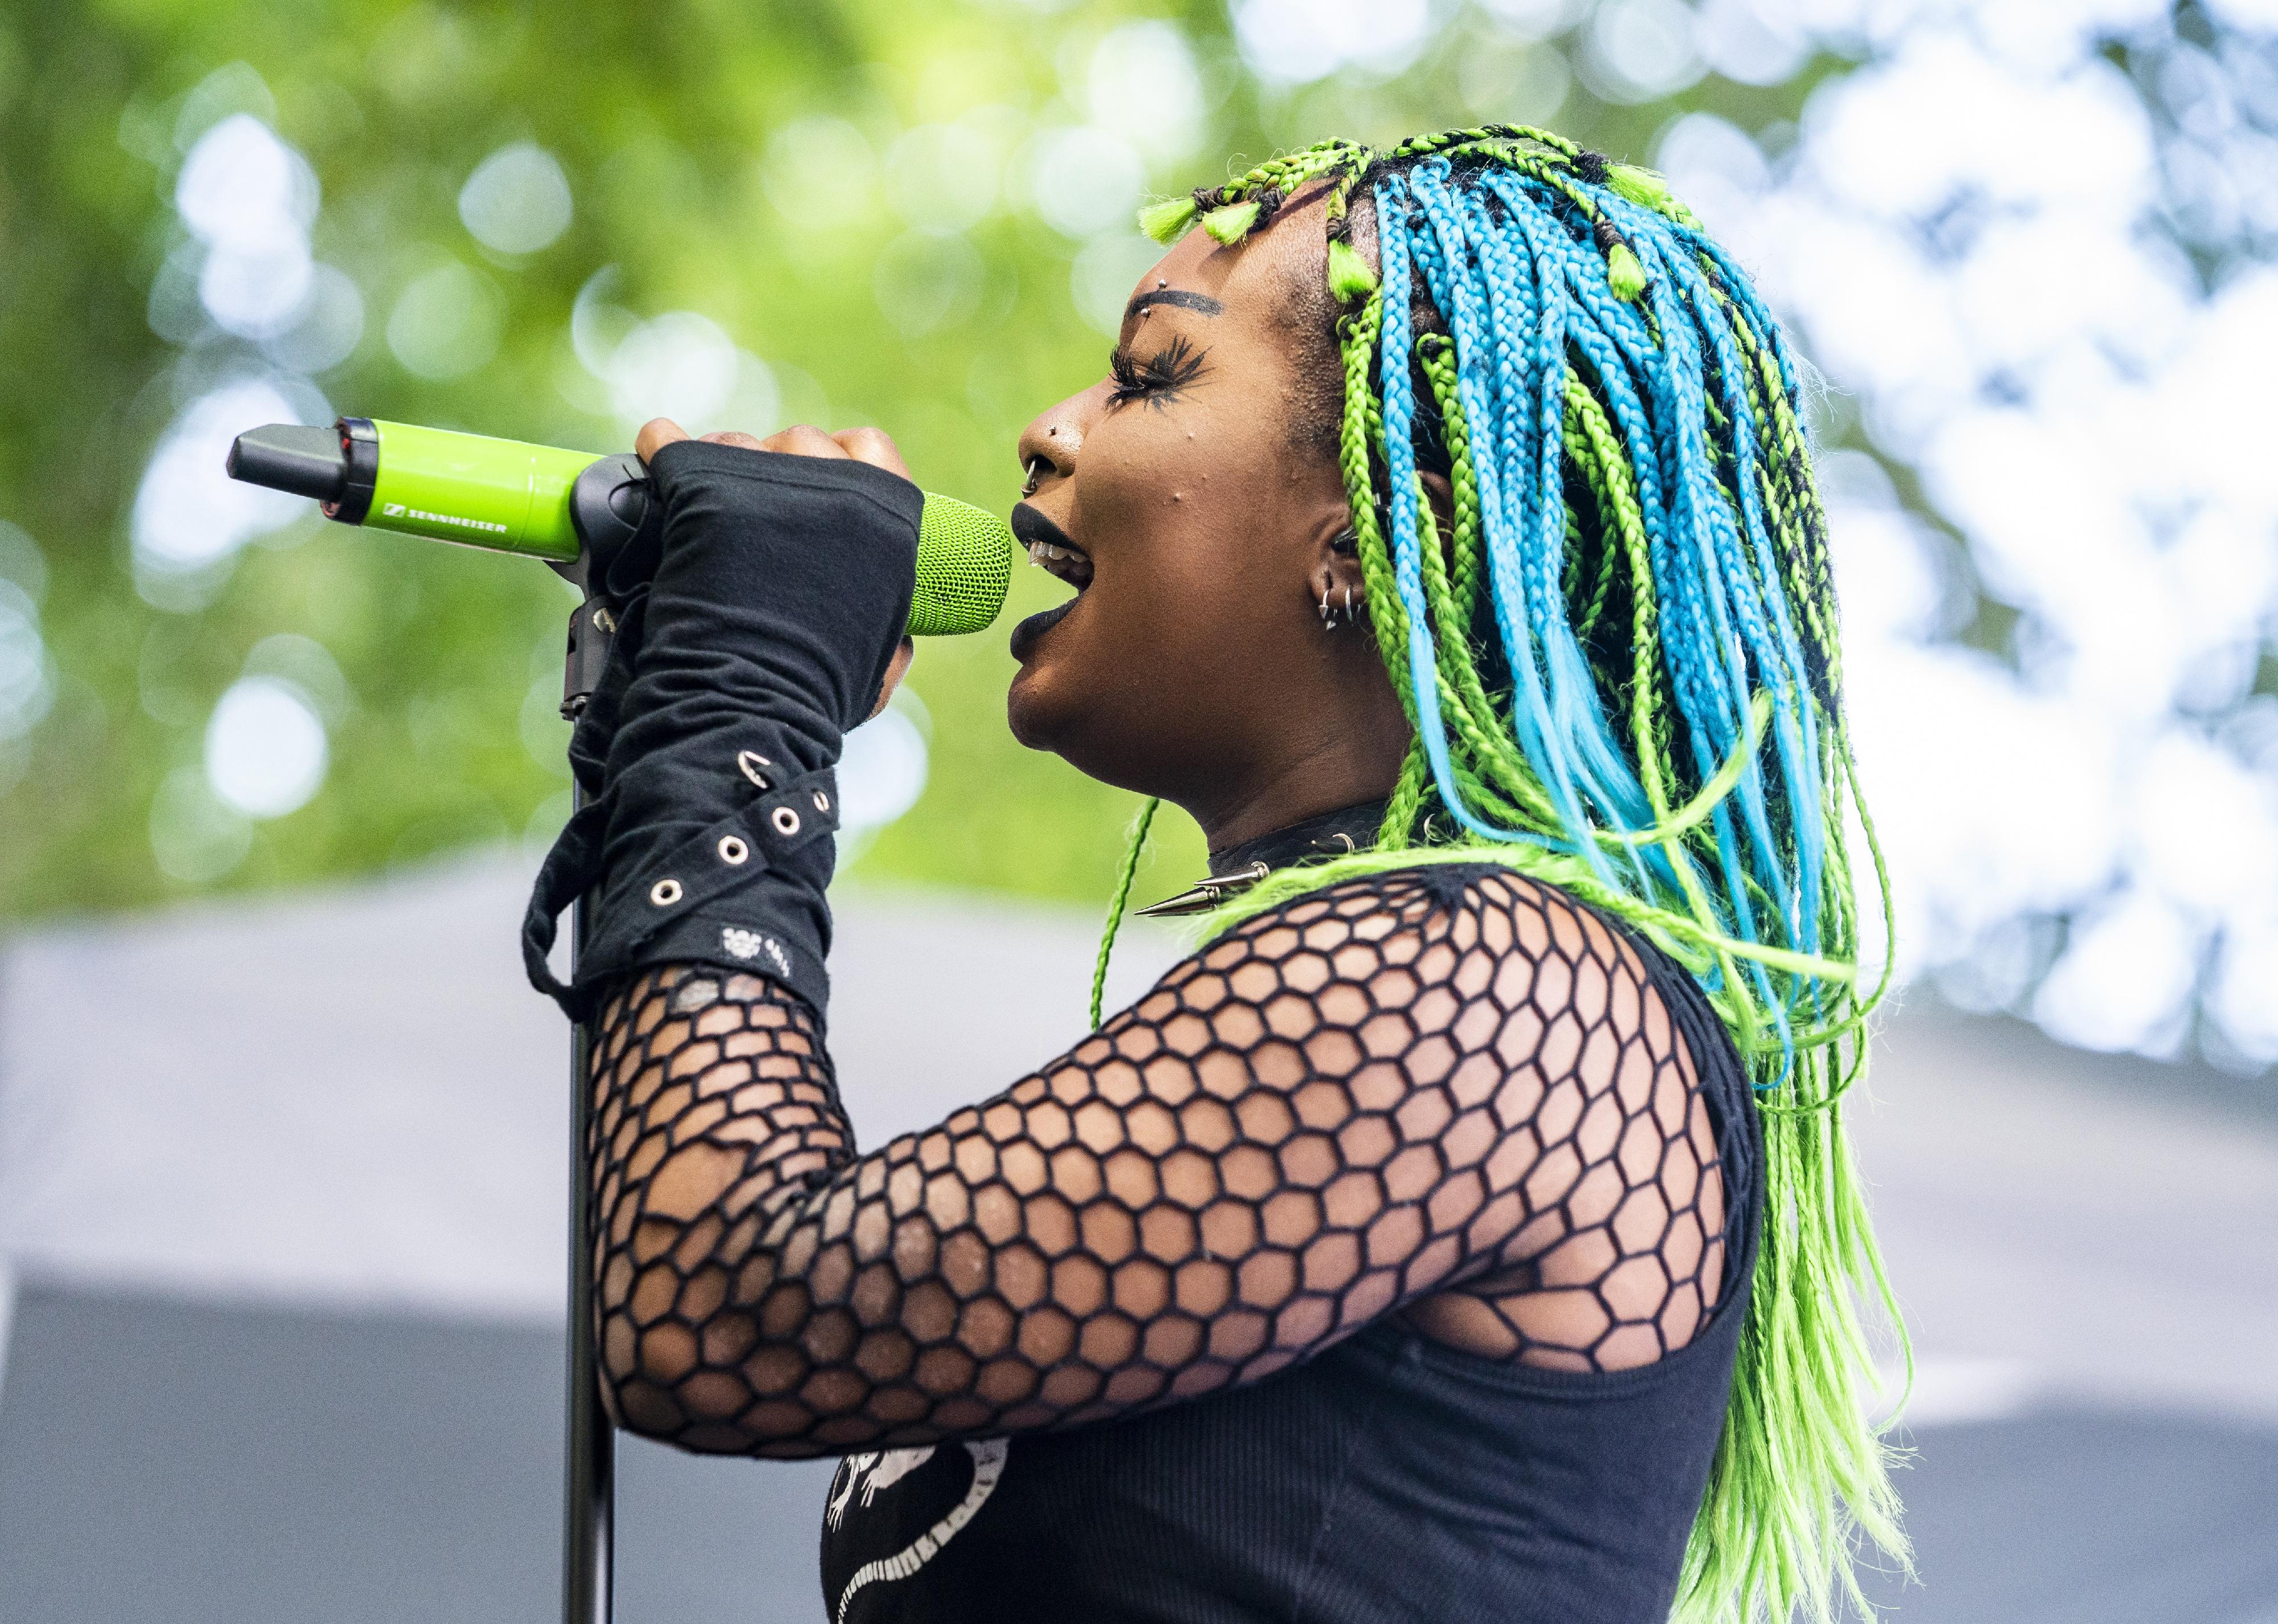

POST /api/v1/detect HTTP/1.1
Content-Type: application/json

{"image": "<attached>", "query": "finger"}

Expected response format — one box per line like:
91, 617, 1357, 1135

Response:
834, 426, 912, 480
868, 637, 916, 721
634, 418, 691, 463
699, 430, 769, 451
761, 425, 847, 459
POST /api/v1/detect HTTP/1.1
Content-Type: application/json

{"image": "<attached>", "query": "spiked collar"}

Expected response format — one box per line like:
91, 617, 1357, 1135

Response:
1134, 799, 1388, 919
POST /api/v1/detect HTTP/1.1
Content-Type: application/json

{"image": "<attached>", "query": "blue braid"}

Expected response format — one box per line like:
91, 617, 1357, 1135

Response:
1394, 170, 1621, 874
1373, 177, 1551, 853
1353, 153, 1865, 1072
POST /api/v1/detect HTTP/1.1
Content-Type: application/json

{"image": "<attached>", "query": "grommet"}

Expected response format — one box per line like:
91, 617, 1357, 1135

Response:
718, 835, 749, 866
591, 606, 617, 634
649, 878, 683, 907
771, 806, 801, 837
737, 750, 771, 789
813, 790, 831, 813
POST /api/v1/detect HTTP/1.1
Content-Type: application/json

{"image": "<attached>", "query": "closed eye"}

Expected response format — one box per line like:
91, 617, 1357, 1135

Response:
1107, 333, 1210, 410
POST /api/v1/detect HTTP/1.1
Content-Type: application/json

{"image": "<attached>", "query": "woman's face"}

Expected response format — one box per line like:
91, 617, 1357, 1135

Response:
1007, 203, 1392, 824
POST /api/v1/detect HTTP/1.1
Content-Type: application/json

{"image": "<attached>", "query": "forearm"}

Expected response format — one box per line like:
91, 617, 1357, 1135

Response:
587, 964, 856, 1453
528, 437, 925, 1452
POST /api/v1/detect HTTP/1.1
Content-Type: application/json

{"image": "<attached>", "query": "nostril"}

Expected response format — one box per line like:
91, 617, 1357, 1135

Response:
1022, 454, 1052, 497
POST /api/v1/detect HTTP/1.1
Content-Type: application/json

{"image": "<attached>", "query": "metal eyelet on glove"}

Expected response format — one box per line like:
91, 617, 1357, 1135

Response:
718, 835, 749, 865
650, 879, 683, 907
771, 806, 801, 837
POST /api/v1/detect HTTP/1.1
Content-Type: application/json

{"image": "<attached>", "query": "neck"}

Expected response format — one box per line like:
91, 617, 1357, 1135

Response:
1177, 673, 1408, 854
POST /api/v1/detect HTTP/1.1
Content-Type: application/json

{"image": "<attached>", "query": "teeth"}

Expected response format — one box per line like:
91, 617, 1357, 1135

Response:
1027, 541, 1073, 563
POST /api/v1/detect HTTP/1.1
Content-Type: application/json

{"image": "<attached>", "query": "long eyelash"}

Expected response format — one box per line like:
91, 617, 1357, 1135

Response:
1108, 333, 1210, 410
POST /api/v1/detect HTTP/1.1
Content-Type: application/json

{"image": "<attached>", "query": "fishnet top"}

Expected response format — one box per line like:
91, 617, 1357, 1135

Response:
586, 861, 1742, 1458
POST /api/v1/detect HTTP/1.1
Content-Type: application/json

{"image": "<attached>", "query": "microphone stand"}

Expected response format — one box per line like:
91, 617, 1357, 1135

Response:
563, 919, 615, 1624
544, 476, 633, 1613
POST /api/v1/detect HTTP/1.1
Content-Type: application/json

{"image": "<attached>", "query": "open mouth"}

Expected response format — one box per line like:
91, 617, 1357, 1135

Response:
1011, 502, 1092, 590
1009, 503, 1089, 663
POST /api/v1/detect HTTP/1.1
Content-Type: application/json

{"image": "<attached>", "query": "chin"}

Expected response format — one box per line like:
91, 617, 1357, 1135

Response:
1006, 653, 1093, 755
1005, 665, 1056, 751
1006, 671, 1173, 799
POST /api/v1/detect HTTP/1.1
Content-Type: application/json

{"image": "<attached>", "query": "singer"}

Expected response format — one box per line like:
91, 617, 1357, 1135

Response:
524, 128, 1900, 1624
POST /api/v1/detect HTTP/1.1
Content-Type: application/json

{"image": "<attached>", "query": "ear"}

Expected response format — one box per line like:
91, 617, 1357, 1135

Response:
1305, 473, 1457, 629
1306, 510, 1370, 631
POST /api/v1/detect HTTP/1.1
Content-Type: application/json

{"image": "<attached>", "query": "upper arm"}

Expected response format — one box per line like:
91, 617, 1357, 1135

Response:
589, 866, 1714, 1455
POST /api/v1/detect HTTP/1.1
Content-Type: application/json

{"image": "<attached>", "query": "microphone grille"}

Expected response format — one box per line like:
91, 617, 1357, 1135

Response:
913, 493, 1014, 636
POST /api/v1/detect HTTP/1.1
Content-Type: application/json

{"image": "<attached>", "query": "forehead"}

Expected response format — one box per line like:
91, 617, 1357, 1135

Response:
1124, 194, 1329, 333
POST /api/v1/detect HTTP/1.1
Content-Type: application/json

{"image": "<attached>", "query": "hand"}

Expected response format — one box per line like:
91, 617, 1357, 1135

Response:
635, 417, 916, 721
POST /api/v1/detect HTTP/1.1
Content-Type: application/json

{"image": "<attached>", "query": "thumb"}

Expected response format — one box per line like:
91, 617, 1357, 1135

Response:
634, 417, 691, 464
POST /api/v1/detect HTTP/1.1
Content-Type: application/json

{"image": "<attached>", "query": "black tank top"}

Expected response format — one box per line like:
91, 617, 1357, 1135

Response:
819, 873, 1762, 1623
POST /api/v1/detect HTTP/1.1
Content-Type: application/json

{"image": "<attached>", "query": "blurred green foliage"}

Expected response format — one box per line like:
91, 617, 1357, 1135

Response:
0, 0, 1832, 921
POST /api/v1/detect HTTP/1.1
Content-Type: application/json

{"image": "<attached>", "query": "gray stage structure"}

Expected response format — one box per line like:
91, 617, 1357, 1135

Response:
2, 854, 2273, 1622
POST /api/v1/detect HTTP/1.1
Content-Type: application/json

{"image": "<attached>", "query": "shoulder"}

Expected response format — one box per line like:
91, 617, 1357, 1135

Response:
1141, 860, 1704, 1090
1194, 860, 1660, 999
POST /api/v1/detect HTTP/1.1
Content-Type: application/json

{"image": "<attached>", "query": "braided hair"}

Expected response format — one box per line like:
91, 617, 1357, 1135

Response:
1097, 128, 1905, 1624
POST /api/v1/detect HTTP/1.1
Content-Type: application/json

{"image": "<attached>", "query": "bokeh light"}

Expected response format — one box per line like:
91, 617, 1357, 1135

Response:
1232, 0, 1433, 84
149, 764, 253, 884
204, 676, 328, 819
131, 378, 325, 601
458, 142, 574, 256
387, 260, 505, 381
839, 692, 931, 836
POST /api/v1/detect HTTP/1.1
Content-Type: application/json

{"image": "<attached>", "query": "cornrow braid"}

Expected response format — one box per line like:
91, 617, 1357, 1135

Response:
1114, 132, 1907, 1624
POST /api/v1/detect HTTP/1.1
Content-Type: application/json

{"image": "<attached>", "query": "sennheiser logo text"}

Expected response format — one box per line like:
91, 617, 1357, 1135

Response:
382, 501, 507, 534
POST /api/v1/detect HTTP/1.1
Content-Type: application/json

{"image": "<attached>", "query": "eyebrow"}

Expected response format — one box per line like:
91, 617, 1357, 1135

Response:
1125, 288, 1224, 320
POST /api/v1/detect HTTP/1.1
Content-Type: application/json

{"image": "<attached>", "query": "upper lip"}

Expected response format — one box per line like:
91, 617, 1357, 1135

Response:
1011, 501, 1091, 587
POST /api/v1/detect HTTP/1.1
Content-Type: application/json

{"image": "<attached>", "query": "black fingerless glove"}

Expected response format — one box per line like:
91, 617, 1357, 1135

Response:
523, 442, 920, 1024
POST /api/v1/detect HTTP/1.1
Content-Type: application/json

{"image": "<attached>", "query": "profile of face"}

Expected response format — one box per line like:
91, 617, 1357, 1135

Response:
1007, 194, 1411, 848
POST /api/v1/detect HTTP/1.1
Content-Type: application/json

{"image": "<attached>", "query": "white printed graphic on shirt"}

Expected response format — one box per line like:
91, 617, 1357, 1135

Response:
826, 1445, 937, 1527
826, 1439, 1009, 1624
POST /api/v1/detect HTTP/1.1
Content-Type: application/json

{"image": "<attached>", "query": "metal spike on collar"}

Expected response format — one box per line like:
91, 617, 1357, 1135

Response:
1133, 860, 1271, 919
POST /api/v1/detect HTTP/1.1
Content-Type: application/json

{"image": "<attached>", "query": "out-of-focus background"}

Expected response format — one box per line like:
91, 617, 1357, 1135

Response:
1, 0, 2273, 1619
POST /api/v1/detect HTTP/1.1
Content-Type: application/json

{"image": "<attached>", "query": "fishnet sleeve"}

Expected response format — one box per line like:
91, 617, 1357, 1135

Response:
585, 866, 1729, 1457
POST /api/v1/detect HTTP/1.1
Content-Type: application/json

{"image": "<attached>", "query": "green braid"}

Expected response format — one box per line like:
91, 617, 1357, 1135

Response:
1090, 795, 1160, 1031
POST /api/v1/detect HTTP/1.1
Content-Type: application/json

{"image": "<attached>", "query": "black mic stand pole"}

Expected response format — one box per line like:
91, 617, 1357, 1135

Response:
550, 454, 651, 1624
558, 582, 617, 1624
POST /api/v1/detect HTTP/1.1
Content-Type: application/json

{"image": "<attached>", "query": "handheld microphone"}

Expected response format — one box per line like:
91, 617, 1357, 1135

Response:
226, 417, 1015, 636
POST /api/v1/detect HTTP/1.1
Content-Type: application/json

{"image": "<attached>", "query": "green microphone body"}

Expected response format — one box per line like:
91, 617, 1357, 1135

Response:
226, 417, 1014, 636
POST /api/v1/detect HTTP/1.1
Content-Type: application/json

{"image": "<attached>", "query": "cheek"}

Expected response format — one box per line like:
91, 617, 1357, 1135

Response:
1007, 381, 1325, 766
1009, 527, 1273, 769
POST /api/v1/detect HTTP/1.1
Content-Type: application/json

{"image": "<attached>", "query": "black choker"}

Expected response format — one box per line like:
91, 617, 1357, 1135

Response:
1135, 799, 1387, 919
